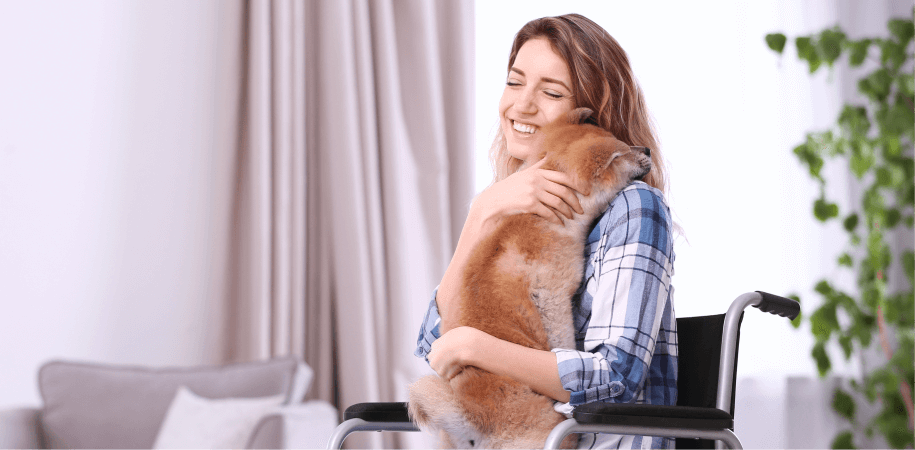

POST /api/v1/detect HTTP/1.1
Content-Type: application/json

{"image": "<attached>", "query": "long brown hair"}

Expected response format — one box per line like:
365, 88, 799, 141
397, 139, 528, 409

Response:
490, 14, 668, 194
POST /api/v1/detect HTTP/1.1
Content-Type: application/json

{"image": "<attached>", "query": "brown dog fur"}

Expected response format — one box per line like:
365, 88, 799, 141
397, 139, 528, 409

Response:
408, 108, 652, 449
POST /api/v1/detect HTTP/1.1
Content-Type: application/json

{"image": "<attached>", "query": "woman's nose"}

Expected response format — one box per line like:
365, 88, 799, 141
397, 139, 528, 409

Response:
513, 87, 537, 114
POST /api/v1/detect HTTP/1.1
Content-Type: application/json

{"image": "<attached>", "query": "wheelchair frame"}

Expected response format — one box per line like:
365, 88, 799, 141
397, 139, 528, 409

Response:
328, 291, 799, 449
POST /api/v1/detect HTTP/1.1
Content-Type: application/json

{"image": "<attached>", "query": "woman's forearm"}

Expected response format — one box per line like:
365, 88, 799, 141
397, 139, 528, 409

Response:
467, 330, 571, 403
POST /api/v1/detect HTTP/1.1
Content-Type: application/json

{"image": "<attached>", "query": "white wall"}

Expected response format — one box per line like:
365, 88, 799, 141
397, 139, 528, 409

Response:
0, 0, 241, 407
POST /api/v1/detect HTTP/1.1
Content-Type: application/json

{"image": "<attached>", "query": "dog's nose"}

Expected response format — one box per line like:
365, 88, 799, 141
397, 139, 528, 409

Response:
631, 146, 651, 157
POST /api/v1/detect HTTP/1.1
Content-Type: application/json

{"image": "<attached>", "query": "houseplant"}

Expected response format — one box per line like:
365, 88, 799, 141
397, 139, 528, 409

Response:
765, 13, 914, 450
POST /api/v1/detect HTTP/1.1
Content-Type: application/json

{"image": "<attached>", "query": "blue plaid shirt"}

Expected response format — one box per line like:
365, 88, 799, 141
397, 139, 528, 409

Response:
414, 181, 678, 449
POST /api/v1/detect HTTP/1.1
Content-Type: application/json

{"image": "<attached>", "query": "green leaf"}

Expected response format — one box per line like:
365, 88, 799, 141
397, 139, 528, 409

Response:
843, 213, 859, 232
812, 341, 832, 377
883, 135, 902, 157
838, 334, 854, 359
796, 36, 822, 73
884, 208, 901, 228
833, 387, 857, 421
903, 251, 914, 284
811, 302, 839, 341
849, 140, 875, 178
863, 187, 885, 212
848, 38, 872, 67
849, 313, 875, 348
888, 18, 914, 46
787, 294, 803, 328
793, 142, 825, 180
838, 105, 870, 138
814, 197, 840, 221
831, 430, 856, 449
878, 99, 915, 138
766, 33, 787, 53
899, 72, 915, 98
858, 68, 892, 103
817, 27, 847, 66
878, 39, 906, 70
875, 165, 906, 189
904, 179, 915, 208
838, 253, 853, 267
815, 279, 835, 296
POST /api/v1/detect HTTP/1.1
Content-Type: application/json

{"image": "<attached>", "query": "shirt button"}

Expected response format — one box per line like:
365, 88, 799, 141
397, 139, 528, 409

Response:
608, 381, 625, 397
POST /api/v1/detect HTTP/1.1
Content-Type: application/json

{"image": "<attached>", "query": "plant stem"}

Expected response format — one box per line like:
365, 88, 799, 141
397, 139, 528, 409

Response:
877, 304, 915, 430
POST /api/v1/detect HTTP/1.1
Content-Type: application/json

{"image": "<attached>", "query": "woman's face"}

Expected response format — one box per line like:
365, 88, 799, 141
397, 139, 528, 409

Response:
499, 37, 575, 163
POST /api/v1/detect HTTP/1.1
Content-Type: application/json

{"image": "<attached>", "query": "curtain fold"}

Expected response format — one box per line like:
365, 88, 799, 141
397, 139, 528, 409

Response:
227, 1, 474, 447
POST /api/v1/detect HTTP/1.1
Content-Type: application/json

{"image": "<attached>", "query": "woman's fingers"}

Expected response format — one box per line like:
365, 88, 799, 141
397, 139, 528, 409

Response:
535, 170, 587, 215
538, 189, 575, 219
539, 167, 591, 197
533, 203, 564, 225
537, 178, 583, 216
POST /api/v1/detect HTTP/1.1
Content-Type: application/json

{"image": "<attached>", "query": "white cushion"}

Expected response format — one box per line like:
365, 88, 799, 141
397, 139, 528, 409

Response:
153, 386, 285, 449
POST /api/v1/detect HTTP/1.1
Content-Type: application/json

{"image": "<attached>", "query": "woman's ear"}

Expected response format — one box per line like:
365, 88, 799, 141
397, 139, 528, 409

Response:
567, 107, 594, 124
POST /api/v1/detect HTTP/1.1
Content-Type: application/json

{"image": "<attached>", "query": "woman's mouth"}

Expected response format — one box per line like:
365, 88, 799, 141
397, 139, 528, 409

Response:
512, 120, 537, 135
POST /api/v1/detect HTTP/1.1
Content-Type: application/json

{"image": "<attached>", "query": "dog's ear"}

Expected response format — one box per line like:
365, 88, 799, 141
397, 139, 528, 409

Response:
567, 107, 594, 125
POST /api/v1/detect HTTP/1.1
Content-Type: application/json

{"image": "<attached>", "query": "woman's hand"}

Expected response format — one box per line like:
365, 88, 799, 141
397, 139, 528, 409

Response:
428, 326, 485, 381
427, 325, 572, 402
472, 159, 591, 227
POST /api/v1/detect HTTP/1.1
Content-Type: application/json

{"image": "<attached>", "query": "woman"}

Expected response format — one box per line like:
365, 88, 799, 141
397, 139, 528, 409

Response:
415, 14, 677, 449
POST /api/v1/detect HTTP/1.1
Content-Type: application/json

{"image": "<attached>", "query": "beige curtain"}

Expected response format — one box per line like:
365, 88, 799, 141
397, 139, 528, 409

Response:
225, 0, 474, 448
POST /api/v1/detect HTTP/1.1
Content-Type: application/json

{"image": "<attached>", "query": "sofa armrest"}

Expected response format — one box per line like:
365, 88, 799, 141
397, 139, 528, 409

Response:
0, 407, 42, 449
246, 401, 338, 449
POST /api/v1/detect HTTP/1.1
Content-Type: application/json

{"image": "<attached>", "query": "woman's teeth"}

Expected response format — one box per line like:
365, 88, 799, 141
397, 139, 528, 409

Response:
513, 121, 536, 134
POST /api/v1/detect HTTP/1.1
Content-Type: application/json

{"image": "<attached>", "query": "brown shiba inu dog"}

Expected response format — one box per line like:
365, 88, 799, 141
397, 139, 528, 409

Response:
408, 107, 652, 449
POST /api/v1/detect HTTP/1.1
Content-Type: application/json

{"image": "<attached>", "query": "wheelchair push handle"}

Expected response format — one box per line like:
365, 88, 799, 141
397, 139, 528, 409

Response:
753, 291, 799, 320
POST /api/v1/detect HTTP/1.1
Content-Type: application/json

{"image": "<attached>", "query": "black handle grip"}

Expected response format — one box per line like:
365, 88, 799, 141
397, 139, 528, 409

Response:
754, 291, 800, 320
344, 402, 411, 423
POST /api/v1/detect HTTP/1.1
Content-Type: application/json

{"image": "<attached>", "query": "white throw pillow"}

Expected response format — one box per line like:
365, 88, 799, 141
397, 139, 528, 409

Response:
153, 386, 285, 449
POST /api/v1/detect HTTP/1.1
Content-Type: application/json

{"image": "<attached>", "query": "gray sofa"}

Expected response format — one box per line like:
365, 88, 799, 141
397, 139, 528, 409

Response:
0, 357, 337, 449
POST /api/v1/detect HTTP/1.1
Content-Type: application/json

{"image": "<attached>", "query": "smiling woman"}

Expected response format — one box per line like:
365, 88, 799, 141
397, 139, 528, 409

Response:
415, 13, 677, 450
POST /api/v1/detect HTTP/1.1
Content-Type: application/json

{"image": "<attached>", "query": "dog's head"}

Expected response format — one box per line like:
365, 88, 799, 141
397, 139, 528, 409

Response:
539, 108, 652, 193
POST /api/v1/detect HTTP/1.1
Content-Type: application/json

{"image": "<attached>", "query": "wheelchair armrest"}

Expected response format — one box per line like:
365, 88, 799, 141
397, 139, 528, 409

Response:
572, 403, 733, 430
753, 291, 800, 320
344, 402, 411, 423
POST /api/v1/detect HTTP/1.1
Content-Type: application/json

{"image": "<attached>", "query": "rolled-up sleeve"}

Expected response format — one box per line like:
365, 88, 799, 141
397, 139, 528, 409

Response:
553, 184, 677, 406
414, 288, 442, 362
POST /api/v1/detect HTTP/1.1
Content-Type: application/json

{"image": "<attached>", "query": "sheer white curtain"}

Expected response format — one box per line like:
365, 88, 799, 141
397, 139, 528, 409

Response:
225, 0, 474, 448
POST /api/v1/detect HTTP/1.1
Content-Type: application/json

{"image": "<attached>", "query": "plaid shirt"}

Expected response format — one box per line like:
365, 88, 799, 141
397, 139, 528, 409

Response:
414, 181, 678, 449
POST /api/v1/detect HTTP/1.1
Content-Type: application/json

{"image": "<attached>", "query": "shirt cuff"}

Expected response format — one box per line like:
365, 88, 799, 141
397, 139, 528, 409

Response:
414, 287, 442, 361
553, 348, 629, 406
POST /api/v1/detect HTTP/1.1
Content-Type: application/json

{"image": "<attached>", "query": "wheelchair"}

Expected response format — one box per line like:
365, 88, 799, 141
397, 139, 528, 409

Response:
328, 291, 799, 449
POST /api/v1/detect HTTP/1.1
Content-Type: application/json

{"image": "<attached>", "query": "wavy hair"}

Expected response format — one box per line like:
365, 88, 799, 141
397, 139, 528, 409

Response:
490, 14, 668, 194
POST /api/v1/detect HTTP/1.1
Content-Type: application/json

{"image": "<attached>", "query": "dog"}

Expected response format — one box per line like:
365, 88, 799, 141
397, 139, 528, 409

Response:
408, 107, 652, 448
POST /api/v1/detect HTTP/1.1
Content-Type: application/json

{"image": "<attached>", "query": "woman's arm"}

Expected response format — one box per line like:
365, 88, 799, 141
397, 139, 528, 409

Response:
427, 326, 571, 403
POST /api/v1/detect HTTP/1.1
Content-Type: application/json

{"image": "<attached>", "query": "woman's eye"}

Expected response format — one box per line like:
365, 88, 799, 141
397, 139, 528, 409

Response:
544, 90, 563, 99
506, 80, 521, 87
